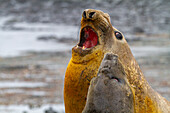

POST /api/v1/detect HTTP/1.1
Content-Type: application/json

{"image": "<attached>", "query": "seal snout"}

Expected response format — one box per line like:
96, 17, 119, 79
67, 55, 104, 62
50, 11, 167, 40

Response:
82, 9, 96, 20
103, 53, 118, 61
83, 53, 134, 113
98, 53, 120, 82
101, 53, 118, 68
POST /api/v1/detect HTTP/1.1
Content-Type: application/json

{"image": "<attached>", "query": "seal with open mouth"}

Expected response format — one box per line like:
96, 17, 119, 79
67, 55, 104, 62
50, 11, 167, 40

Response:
64, 9, 170, 113
82, 53, 135, 113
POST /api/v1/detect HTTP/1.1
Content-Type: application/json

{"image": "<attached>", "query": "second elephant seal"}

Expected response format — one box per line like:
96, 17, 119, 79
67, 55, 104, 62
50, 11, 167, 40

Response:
83, 53, 135, 113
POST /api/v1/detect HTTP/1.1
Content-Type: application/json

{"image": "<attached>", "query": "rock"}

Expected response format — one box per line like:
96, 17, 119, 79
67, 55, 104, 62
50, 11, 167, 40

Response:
44, 107, 57, 113
133, 26, 145, 33
37, 36, 57, 41
37, 35, 76, 44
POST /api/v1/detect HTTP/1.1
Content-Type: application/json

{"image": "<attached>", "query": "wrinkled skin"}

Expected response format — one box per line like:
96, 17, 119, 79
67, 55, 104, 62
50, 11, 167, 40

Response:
64, 9, 170, 113
82, 53, 135, 113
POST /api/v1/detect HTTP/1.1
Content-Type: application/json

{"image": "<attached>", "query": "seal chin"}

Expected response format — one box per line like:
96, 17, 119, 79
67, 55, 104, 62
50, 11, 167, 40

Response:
74, 26, 99, 52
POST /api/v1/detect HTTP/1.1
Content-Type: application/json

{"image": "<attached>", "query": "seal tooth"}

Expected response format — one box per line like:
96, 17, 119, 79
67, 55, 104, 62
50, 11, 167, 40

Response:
82, 46, 85, 49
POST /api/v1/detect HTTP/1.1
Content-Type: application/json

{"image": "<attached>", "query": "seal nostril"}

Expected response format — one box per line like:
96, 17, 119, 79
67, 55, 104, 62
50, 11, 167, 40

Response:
83, 11, 86, 18
89, 12, 95, 18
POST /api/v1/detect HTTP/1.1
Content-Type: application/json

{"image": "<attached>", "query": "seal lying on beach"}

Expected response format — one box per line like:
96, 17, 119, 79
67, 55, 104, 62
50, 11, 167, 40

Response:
82, 53, 135, 113
64, 9, 170, 113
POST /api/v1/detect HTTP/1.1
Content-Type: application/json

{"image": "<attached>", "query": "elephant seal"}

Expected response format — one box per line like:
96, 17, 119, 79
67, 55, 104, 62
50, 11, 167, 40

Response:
82, 53, 135, 113
64, 9, 170, 113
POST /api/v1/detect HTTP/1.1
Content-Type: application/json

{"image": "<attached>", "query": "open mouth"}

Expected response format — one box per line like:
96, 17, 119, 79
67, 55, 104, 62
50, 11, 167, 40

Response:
110, 76, 120, 82
78, 26, 99, 49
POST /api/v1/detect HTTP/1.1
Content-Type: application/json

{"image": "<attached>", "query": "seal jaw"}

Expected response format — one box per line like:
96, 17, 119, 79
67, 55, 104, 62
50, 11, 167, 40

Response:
77, 26, 99, 50
72, 26, 100, 57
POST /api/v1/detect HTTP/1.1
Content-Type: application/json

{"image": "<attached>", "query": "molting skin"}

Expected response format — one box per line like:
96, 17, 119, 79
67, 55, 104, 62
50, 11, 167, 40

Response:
82, 53, 135, 113
64, 9, 170, 113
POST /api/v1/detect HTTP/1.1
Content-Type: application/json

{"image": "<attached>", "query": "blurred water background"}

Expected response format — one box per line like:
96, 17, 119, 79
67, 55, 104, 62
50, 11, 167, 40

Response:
0, 0, 169, 113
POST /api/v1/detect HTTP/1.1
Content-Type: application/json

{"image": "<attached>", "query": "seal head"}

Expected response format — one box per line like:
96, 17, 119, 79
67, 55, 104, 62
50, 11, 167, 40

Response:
82, 53, 135, 113
72, 9, 113, 64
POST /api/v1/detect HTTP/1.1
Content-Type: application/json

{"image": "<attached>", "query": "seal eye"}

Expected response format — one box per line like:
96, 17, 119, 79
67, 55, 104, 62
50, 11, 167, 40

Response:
115, 31, 123, 40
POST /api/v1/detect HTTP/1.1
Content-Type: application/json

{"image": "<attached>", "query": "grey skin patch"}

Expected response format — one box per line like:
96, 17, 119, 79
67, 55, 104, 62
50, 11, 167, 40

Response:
82, 53, 134, 113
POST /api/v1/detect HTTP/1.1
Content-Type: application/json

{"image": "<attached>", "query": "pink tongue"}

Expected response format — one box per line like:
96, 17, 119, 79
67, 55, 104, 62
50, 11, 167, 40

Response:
114, 78, 118, 82
83, 28, 98, 48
